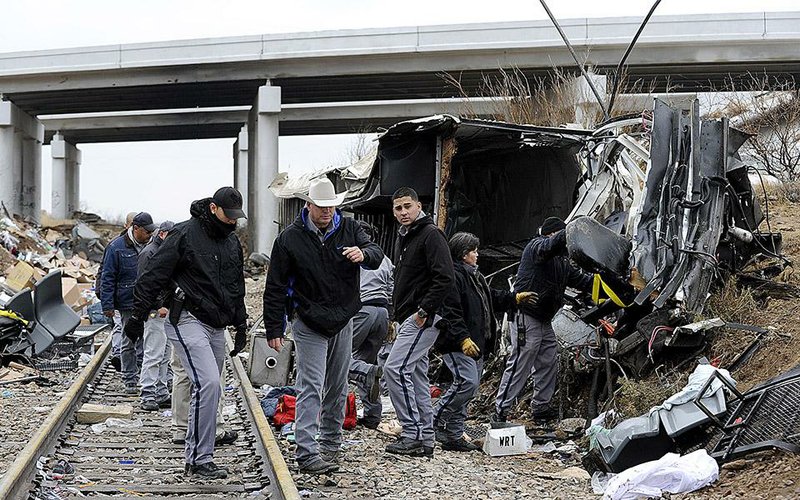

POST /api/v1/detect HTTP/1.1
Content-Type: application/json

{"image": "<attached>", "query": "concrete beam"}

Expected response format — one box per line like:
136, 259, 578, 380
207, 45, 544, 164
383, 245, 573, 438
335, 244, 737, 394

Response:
0, 12, 799, 93
38, 98, 503, 143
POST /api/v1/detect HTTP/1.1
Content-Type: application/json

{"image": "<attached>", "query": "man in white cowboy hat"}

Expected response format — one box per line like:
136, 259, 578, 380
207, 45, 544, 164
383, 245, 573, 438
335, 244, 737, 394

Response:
262, 177, 384, 474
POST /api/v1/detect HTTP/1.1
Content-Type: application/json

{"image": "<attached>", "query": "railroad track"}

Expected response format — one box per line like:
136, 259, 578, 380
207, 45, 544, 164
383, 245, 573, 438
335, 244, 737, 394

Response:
0, 335, 299, 500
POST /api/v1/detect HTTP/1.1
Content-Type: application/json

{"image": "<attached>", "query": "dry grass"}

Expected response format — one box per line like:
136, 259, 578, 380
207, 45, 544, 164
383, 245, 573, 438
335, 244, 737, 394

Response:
705, 276, 760, 324
771, 181, 800, 204
441, 66, 657, 128
614, 376, 682, 419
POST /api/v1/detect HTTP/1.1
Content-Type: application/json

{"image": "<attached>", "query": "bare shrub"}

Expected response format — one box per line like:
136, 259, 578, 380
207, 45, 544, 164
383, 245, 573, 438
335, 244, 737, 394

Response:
706, 74, 800, 182
441, 66, 658, 128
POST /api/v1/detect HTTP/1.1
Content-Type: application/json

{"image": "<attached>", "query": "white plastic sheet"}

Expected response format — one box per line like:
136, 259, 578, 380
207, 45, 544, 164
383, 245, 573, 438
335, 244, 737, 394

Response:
656, 364, 735, 411
602, 450, 719, 500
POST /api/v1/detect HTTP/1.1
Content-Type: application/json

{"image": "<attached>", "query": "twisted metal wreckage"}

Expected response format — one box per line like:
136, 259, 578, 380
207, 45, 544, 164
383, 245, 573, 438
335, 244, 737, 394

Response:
273, 98, 787, 380
271, 98, 798, 469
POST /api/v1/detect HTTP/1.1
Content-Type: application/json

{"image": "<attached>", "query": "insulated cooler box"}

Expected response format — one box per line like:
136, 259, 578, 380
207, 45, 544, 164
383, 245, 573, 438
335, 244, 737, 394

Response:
595, 411, 674, 472
248, 330, 294, 388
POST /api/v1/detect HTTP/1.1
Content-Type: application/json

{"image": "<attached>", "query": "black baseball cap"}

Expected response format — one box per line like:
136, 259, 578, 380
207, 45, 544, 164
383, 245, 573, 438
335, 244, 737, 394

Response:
131, 212, 157, 232
212, 187, 247, 219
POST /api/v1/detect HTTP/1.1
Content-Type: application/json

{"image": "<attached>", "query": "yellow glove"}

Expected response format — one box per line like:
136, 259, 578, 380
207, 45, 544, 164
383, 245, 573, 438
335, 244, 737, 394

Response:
461, 338, 481, 358
516, 291, 539, 305
386, 321, 397, 343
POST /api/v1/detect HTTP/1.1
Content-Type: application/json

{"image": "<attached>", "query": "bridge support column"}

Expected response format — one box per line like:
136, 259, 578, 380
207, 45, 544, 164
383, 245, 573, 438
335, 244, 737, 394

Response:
22, 136, 42, 221
0, 101, 44, 220
51, 134, 68, 219
571, 73, 608, 128
233, 124, 249, 225
66, 146, 82, 215
51, 134, 80, 220
248, 85, 281, 255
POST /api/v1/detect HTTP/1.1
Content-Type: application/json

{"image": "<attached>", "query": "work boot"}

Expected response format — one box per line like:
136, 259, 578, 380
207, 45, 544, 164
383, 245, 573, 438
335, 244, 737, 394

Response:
110, 356, 121, 372
124, 384, 139, 395
298, 457, 339, 475
441, 438, 481, 452
184, 461, 228, 479
490, 410, 507, 424
141, 400, 159, 412
215, 430, 238, 446
532, 407, 558, 423
157, 398, 172, 409
357, 416, 380, 430
386, 437, 427, 456
319, 449, 340, 464
366, 365, 383, 404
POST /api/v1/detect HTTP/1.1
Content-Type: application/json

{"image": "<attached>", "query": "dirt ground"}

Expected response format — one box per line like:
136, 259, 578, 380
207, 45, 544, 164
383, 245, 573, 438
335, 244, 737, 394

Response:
682, 192, 800, 498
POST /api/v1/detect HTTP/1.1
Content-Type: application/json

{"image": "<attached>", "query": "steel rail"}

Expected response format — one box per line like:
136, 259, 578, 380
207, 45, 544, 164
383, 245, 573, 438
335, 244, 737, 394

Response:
0, 337, 111, 499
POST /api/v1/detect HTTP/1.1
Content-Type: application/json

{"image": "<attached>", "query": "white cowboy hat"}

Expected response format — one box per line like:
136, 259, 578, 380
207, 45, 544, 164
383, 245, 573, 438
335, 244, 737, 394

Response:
294, 177, 347, 207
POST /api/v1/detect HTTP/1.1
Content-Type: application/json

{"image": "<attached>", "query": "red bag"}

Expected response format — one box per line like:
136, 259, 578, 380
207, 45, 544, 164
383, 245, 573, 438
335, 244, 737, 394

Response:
273, 394, 296, 426
343, 392, 357, 430
273, 392, 357, 429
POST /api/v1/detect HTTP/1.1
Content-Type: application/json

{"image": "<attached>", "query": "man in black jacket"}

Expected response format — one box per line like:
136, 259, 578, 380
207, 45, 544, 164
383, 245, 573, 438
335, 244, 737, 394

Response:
262, 177, 383, 475
384, 187, 454, 457
435, 232, 536, 451
124, 187, 248, 480
494, 217, 593, 423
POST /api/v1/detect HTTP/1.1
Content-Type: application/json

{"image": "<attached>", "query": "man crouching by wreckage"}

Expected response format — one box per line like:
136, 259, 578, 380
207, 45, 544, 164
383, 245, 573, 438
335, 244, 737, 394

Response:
262, 178, 384, 475
493, 217, 593, 424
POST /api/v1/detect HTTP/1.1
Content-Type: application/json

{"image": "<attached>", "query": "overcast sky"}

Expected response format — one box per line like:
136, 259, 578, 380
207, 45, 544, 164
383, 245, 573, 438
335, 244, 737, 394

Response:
1, 1, 798, 222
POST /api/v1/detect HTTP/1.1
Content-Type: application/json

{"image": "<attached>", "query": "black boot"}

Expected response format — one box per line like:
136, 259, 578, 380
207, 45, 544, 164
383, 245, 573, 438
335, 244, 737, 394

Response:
184, 461, 228, 479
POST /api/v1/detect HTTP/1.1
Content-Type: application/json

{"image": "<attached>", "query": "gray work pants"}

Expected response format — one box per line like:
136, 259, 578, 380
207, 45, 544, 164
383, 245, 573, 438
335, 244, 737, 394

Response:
377, 341, 393, 396
118, 310, 144, 387
384, 315, 440, 446
434, 352, 482, 442
171, 345, 225, 441
166, 311, 225, 465
293, 317, 352, 466
140, 314, 172, 403
111, 310, 122, 357
494, 312, 558, 415
349, 305, 389, 420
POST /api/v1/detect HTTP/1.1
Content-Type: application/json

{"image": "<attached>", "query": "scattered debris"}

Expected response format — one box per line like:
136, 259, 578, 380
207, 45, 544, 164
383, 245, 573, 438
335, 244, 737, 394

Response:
76, 403, 134, 424
600, 450, 719, 500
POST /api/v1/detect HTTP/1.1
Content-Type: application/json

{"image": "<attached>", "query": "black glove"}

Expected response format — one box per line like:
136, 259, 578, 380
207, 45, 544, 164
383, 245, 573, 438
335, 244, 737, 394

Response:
230, 323, 248, 356
124, 314, 145, 342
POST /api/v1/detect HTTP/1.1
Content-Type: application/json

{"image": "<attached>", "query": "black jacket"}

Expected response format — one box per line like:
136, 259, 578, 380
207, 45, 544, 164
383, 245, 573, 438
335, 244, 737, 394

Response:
132, 198, 247, 329
392, 215, 454, 323
438, 262, 516, 357
137, 235, 169, 311
514, 230, 593, 322
262, 209, 383, 340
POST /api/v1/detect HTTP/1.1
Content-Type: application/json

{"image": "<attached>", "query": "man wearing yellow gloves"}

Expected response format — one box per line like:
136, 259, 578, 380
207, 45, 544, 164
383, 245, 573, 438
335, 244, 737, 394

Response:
435, 232, 537, 451
493, 217, 593, 424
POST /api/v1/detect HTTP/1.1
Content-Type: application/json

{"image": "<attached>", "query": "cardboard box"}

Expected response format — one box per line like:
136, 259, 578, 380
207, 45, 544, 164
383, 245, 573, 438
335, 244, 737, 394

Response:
483, 423, 528, 457
62, 277, 80, 307
6, 261, 37, 291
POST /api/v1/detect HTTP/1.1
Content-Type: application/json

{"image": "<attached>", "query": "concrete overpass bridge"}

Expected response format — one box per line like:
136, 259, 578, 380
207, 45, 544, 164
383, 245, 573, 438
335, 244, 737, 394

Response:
1, 11, 799, 252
